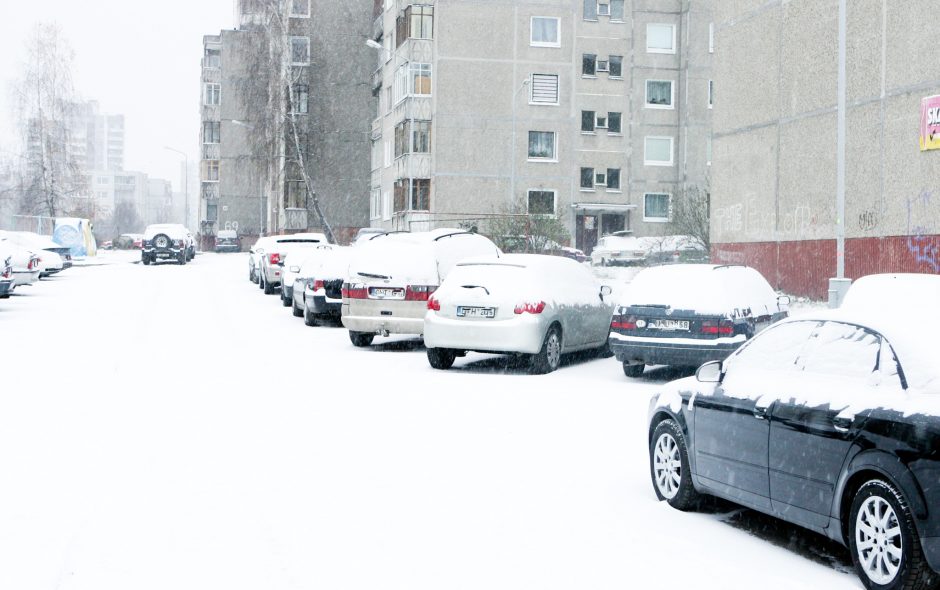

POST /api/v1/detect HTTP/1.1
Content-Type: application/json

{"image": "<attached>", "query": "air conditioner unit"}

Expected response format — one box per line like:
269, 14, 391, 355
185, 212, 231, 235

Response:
597, 60, 609, 72
597, 3, 611, 16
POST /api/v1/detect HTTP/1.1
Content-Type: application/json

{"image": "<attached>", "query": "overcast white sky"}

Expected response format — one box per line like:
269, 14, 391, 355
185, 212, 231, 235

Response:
0, 0, 237, 190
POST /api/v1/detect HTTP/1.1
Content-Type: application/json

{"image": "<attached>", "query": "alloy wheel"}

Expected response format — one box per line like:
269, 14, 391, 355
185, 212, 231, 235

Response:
855, 495, 903, 585
546, 332, 561, 369
653, 432, 682, 500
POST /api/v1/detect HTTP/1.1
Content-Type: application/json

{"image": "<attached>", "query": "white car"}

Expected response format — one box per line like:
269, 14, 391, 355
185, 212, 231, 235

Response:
0, 240, 41, 287
0, 231, 72, 276
591, 233, 705, 266
249, 236, 279, 283
259, 233, 329, 295
591, 232, 647, 266
291, 247, 352, 326
0, 245, 15, 298
342, 229, 501, 347
424, 254, 615, 373
279, 245, 333, 307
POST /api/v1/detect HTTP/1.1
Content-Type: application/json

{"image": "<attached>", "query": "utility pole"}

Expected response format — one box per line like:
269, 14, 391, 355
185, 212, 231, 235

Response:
829, 0, 851, 308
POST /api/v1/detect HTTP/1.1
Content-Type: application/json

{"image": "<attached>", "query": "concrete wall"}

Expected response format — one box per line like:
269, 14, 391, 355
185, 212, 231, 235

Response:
712, 0, 940, 297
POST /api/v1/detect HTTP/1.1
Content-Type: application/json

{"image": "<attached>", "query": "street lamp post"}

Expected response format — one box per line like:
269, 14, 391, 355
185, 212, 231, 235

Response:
164, 146, 189, 228
829, 0, 851, 308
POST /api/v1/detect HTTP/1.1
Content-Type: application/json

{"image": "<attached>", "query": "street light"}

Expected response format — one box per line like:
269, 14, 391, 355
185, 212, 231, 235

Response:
164, 146, 188, 228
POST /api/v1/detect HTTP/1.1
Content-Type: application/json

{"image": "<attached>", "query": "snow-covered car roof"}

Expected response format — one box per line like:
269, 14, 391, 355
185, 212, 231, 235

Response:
143, 224, 188, 239
217, 230, 237, 239
621, 264, 780, 318
298, 247, 352, 278
447, 254, 603, 306
841, 273, 940, 313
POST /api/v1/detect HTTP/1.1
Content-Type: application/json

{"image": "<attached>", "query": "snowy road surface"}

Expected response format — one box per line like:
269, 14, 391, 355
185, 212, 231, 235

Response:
1, 253, 859, 589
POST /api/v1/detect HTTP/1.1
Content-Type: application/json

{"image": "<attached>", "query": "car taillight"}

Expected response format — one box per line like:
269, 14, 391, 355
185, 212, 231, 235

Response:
405, 285, 437, 301
314, 280, 324, 291
268, 252, 281, 265
611, 315, 637, 330
28, 257, 38, 270
701, 320, 734, 336
427, 296, 440, 311
176, 240, 185, 248
514, 301, 546, 315
342, 282, 367, 299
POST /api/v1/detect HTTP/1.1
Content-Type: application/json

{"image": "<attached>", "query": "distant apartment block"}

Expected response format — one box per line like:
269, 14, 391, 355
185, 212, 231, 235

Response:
368, 0, 713, 254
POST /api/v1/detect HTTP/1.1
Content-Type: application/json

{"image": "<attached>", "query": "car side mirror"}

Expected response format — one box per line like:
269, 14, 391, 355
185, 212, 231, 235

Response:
696, 361, 723, 383
600, 285, 613, 297
777, 295, 791, 307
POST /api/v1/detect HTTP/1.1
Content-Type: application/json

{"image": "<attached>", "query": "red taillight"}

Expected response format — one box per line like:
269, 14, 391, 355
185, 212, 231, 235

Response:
611, 316, 637, 330
176, 240, 185, 248
514, 301, 546, 315
427, 296, 440, 311
342, 282, 367, 299
268, 252, 281, 265
28, 257, 38, 270
405, 285, 437, 301
314, 279, 324, 291
701, 320, 734, 336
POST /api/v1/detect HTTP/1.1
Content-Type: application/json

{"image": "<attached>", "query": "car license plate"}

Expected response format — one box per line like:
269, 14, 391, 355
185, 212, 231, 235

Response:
650, 319, 690, 331
369, 287, 404, 299
456, 306, 496, 318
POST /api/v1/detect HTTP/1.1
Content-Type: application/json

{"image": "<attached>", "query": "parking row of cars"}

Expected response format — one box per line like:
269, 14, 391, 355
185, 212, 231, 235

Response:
0, 230, 74, 299
243, 228, 940, 590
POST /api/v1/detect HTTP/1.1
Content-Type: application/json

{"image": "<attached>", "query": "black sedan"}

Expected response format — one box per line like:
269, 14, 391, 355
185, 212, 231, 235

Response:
647, 311, 940, 590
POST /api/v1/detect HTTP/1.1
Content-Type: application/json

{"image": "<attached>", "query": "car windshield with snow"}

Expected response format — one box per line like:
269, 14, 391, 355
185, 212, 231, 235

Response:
647, 273, 940, 590
341, 229, 500, 347
610, 264, 789, 377
424, 254, 614, 373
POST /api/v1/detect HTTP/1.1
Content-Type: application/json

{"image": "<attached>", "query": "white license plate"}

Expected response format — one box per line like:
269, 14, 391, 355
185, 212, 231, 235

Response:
369, 287, 404, 300
650, 319, 690, 331
456, 306, 496, 318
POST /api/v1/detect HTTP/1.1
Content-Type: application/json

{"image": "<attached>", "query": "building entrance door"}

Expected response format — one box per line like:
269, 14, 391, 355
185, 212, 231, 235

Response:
576, 215, 598, 254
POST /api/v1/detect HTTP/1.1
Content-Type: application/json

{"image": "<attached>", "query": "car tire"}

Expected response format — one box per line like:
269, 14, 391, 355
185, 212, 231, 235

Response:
263, 277, 276, 295
427, 348, 457, 370
281, 292, 291, 307
304, 307, 319, 327
596, 336, 614, 359
142, 255, 150, 266
650, 419, 700, 511
349, 331, 374, 347
292, 300, 304, 318
529, 325, 562, 375
623, 362, 645, 378
849, 479, 936, 590
153, 233, 171, 249
258, 275, 265, 290
177, 252, 186, 265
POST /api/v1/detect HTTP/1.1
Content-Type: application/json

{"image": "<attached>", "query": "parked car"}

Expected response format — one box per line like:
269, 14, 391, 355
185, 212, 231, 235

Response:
0, 247, 15, 299
424, 254, 614, 373
0, 240, 41, 287
258, 233, 328, 295
609, 264, 789, 377
342, 229, 501, 347
141, 224, 189, 265
591, 232, 647, 266
647, 273, 940, 590
279, 245, 333, 307
352, 227, 386, 246
591, 233, 705, 267
215, 229, 240, 253
0, 231, 72, 276
114, 233, 144, 249
249, 236, 278, 283
291, 247, 352, 325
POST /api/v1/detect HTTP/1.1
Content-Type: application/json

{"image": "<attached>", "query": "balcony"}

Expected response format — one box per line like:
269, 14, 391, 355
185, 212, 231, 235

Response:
283, 208, 308, 231
372, 66, 382, 97
371, 117, 382, 141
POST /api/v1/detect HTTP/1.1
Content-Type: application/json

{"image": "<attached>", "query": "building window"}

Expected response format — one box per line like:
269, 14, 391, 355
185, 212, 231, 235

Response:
412, 120, 431, 152
394, 178, 430, 211
584, 0, 623, 21
290, 0, 310, 17
382, 190, 392, 220
531, 17, 560, 48
610, 0, 624, 21
646, 80, 674, 108
204, 83, 221, 106
581, 110, 596, 133
608, 55, 623, 77
527, 189, 555, 215
709, 23, 715, 53
290, 37, 310, 65
644, 193, 671, 222
410, 62, 431, 95
606, 168, 621, 190
582, 54, 596, 77
370, 187, 381, 220
204, 47, 221, 68
204, 160, 220, 181
206, 202, 218, 222
583, 0, 597, 20
286, 180, 306, 209
203, 121, 220, 144
647, 23, 676, 54
580, 167, 594, 190
384, 138, 392, 167
530, 73, 559, 104
410, 5, 433, 40
644, 136, 674, 166
608, 112, 622, 134
582, 111, 621, 134
527, 131, 556, 160
708, 80, 714, 108
291, 84, 309, 114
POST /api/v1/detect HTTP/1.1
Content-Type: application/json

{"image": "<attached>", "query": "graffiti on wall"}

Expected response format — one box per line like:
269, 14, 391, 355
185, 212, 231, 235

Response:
714, 198, 822, 239
906, 190, 938, 272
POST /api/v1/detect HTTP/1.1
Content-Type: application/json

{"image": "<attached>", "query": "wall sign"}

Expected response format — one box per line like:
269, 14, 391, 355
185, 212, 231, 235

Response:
921, 94, 940, 151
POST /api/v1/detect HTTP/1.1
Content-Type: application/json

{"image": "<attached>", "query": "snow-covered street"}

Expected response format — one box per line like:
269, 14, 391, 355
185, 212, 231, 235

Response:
1, 253, 859, 589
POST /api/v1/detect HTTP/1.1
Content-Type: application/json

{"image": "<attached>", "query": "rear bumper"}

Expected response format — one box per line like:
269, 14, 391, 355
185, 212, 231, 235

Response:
424, 313, 546, 354
215, 245, 240, 253
307, 293, 342, 316
0, 279, 13, 296
610, 334, 744, 367
341, 314, 424, 336
12, 270, 40, 286
262, 265, 282, 286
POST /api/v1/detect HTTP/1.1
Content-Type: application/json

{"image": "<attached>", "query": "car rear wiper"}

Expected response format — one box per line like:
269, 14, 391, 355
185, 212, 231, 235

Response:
357, 271, 391, 280
461, 284, 490, 295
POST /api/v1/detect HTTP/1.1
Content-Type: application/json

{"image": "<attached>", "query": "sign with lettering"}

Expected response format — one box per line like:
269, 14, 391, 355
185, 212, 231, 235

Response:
921, 95, 940, 151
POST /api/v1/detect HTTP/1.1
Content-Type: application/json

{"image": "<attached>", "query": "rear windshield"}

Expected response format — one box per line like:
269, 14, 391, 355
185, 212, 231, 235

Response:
445, 264, 541, 299
350, 241, 438, 284
624, 266, 748, 314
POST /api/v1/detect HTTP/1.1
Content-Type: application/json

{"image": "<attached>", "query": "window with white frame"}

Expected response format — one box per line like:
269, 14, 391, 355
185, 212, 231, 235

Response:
647, 23, 676, 54
581, 111, 622, 134
583, 0, 623, 21
290, 36, 310, 65
580, 167, 595, 190
384, 138, 392, 167
410, 62, 431, 95
709, 23, 715, 53
382, 190, 392, 220
203, 121, 220, 144
527, 189, 555, 215
530, 17, 560, 47
644, 193, 671, 221
645, 80, 673, 108
204, 47, 221, 68
606, 168, 621, 190
530, 73, 559, 104
291, 84, 309, 114
204, 160, 220, 181
644, 136, 674, 166
204, 83, 221, 106
527, 131, 556, 160
708, 80, 714, 108
290, 0, 310, 17
370, 187, 381, 220
609, 0, 624, 21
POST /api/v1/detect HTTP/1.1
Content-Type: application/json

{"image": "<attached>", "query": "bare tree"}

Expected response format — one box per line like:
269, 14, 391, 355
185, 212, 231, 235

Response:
668, 183, 711, 252
11, 23, 85, 218
465, 200, 572, 254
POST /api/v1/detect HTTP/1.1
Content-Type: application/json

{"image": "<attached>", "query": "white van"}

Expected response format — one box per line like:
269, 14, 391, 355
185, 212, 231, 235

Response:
341, 229, 501, 346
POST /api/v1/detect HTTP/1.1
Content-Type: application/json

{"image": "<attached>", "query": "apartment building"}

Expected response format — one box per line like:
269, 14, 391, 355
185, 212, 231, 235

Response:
368, 0, 713, 254
711, 1, 940, 298
199, 0, 375, 244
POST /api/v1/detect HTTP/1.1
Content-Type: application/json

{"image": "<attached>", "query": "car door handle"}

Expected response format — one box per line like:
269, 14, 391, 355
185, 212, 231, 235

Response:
753, 406, 769, 420
832, 416, 852, 433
